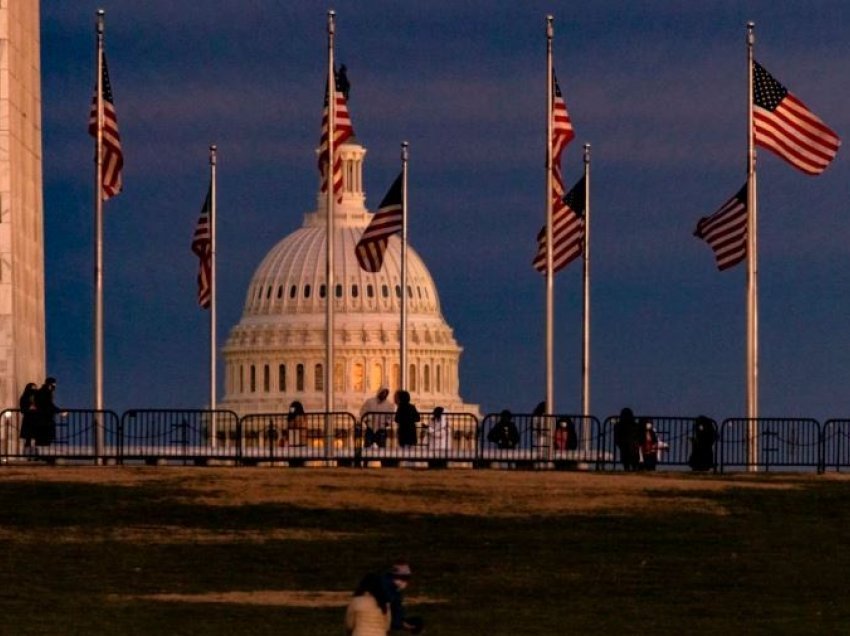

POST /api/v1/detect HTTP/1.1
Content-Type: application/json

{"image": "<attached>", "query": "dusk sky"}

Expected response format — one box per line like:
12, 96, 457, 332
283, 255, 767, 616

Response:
41, 2, 850, 420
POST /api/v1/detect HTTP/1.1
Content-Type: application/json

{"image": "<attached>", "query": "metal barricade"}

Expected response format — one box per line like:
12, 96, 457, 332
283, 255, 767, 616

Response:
120, 409, 240, 464
360, 411, 479, 465
600, 415, 719, 472
820, 420, 850, 473
239, 411, 357, 465
719, 418, 822, 473
0, 409, 121, 463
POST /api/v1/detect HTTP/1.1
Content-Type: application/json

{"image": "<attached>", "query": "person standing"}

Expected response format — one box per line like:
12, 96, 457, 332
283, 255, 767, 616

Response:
18, 383, 39, 452
614, 407, 638, 471
639, 419, 659, 471
34, 377, 61, 447
359, 387, 394, 448
394, 391, 420, 448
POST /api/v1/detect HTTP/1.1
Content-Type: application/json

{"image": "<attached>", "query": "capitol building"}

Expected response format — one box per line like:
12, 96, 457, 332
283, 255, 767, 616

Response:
220, 136, 479, 418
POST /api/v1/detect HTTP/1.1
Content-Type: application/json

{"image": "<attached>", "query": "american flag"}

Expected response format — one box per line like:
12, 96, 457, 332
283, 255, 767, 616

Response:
694, 185, 747, 271
191, 185, 212, 309
88, 52, 123, 199
551, 70, 575, 164
753, 61, 840, 176
318, 66, 355, 202
355, 172, 403, 273
534, 70, 577, 273
533, 175, 586, 273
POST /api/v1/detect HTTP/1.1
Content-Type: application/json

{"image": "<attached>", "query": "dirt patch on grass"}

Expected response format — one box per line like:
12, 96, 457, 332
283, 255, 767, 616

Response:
0, 466, 834, 519
114, 590, 446, 607
0, 525, 356, 544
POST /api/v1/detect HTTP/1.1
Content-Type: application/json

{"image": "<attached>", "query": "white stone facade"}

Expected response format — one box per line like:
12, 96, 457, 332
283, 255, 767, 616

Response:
0, 0, 45, 408
221, 140, 479, 418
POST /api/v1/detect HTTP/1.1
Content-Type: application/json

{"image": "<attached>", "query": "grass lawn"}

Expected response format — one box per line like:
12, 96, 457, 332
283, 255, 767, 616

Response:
0, 466, 848, 635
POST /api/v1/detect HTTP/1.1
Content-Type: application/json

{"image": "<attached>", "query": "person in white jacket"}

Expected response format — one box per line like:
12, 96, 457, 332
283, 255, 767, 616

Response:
428, 406, 451, 453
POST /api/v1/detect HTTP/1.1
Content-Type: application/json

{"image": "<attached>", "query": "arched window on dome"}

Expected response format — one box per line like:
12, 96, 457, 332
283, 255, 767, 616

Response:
289, 285, 297, 299
319, 284, 326, 299
239, 365, 244, 393
335, 284, 343, 298
367, 284, 374, 298
256, 286, 262, 300
279, 364, 286, 392
417, 286, 422, 298
314, 364, 324, 392
424, 365, 430, 392
304, 285, 312, 299
436, 364, 442, 392
382, 285, 389, 298
409, 364, 417, 392
277, 286, 283, 299
395, 285, 401, 298
407, 286, 413, 298
351, 284, 358, 298
266, 287, 272, 299
250, 365, 257, 393
296, 364, 305, 392
370, 363, 383, 392
352, 363, 364, 392
263, 365, 270, 392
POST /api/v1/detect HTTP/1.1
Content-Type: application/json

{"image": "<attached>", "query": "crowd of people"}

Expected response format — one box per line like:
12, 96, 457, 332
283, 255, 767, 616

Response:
17, 376, 63, 453
359, 387, 452, 452
614, 407, 716, 472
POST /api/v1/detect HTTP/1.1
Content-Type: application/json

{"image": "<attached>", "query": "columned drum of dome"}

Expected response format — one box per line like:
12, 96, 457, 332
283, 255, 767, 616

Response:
221, 139, 478, 418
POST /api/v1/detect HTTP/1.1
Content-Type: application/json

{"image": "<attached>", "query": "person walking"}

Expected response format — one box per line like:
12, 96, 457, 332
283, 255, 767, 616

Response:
34, 377, 62, 447
18, 383, 39, 453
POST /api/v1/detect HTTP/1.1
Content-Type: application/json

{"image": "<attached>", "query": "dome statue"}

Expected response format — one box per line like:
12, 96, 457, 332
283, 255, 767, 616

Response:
220, 137, 479, 418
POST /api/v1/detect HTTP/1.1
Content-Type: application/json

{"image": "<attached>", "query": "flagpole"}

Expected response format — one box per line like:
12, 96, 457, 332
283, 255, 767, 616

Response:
401, 142, 409, 391
93, 9, 105, 459
746, 21, 759, 469
545, 15, 555, 415
581, 143, 591, 449
325, 10, 336, 415
209, 145, 218, 444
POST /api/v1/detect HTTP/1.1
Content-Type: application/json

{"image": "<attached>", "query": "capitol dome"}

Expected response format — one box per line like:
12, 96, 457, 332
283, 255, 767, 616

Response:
221, 139, 478, 417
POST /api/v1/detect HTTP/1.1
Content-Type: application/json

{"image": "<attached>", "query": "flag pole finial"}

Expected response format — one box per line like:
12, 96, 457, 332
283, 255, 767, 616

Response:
96, 9, 105, 32
328, 9, 336, 34
546, 15, 554, 39
401, 140, 409, 162
747, 21, 755, 44
209, 144, 217, 165
583, 142, 591, 163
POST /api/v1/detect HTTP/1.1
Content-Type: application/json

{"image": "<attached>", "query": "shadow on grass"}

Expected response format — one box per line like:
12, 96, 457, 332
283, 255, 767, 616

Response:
0, 476, 849, 635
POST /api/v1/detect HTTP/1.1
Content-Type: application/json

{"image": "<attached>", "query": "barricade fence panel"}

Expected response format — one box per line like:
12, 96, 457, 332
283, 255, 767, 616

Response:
818, 420, 850, 473
239, 412, 358, 463
719, 418, 822, 472
120, 410, 240, 463
601, 415, 719, 472
360, 411, 480, 463
479, 413, 603, 467
0, 409, 121, 462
